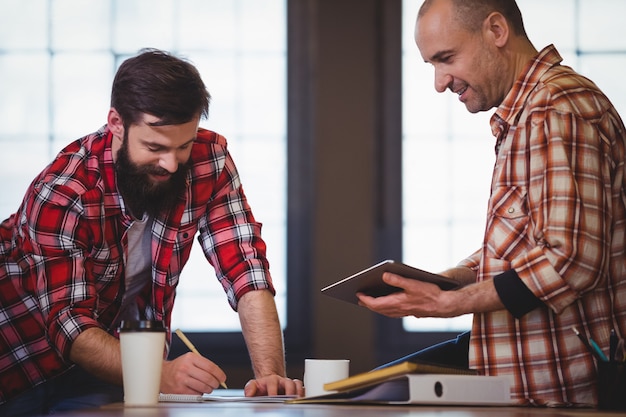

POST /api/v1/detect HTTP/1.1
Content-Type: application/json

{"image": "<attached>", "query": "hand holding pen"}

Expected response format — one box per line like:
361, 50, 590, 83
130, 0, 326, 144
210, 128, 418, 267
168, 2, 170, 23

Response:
176, 328, 228, 389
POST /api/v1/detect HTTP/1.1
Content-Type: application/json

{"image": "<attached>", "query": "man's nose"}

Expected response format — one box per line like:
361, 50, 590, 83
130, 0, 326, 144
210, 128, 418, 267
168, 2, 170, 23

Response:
434, 69, 452, 93
159, 152, 179, 173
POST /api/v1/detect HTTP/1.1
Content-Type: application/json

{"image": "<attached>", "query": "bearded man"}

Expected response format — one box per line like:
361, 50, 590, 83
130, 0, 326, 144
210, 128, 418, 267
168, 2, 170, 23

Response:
0, 49, 303, 416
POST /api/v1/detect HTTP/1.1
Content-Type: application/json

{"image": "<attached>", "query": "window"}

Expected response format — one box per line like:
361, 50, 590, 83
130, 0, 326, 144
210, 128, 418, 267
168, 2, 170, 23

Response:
0, 0, 287, 332
401, 0, 626, 332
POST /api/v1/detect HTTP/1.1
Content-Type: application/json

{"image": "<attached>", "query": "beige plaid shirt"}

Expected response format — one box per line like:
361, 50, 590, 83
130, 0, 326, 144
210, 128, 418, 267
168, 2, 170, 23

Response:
459, 45, 626, 406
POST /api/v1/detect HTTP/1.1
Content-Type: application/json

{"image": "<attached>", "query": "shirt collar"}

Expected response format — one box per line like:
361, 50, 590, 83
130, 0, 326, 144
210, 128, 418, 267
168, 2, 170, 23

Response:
99, 125, 130, 220
490, 44, 563, 138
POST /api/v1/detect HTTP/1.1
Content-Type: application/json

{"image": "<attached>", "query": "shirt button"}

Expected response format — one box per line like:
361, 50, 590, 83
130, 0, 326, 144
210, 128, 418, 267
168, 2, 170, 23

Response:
508, 207, 515, 214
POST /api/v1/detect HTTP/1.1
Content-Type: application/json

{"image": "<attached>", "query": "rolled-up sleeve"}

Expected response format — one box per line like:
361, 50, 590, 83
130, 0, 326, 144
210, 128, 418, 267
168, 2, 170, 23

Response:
196, 146, 274, 311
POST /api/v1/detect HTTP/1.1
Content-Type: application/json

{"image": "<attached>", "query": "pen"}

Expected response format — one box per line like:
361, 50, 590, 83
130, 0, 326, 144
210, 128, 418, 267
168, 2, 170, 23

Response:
616, 339, 625, 362
609, 329, 618, 363
571, 327, 608, 362
175, 328, 228, 389
588, 337, 609, 362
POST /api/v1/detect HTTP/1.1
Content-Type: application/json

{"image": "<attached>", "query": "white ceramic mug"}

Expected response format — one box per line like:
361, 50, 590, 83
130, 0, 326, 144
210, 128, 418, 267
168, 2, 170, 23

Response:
119, 320, 166, 406
303, 358, 350, 397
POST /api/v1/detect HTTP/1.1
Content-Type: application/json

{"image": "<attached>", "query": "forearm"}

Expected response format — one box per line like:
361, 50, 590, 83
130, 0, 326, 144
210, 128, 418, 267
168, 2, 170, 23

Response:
440, 279, 505, 316
69, 326, 123, 385
358, 273, 507, 320
439, 266, 477, 287
439, 268, 543, 318
237, 290, 286, 378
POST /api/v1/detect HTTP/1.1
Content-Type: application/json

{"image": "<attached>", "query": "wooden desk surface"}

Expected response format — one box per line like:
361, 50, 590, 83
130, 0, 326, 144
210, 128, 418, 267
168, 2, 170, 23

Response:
51, 402, 624, 417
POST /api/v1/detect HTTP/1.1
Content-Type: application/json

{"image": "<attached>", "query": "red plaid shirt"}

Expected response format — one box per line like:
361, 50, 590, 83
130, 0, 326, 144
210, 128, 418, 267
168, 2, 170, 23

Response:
459, 45, 626, 406
0, 126, 274, 403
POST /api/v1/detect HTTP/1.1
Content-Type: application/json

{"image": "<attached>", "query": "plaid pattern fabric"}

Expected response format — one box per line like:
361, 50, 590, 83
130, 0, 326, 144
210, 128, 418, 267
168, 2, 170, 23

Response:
458, 45, 626, 406
0, 126, 274, 404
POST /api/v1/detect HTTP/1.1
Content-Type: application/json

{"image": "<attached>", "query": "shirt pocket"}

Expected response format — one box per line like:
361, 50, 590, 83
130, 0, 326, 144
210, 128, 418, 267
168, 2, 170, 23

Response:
175, 223, 198, 252
487, 186, 530, 259
166, 223, 199, 286
90, 245, 123, 284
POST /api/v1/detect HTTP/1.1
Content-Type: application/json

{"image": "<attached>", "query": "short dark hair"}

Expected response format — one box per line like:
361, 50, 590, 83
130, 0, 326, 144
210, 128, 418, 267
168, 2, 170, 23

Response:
419, 0, 528, 38
111, 48, 211, 128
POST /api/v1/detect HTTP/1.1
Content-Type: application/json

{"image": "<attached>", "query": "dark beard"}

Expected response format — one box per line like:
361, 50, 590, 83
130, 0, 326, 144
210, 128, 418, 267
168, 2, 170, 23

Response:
115, 138, 190, 218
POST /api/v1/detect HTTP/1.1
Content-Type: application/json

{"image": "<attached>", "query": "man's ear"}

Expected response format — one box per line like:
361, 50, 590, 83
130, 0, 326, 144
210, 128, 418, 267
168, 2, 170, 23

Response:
107, 108, 125, 138
483, 12, 509, 48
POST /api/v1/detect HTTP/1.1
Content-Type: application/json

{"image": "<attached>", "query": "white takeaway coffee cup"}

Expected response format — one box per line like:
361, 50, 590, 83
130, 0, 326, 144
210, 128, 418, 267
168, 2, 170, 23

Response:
118, 320, 166, 406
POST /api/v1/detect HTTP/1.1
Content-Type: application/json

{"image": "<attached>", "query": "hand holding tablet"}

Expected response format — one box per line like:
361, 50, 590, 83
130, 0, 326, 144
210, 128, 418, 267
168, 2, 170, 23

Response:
321, 260, 459, 305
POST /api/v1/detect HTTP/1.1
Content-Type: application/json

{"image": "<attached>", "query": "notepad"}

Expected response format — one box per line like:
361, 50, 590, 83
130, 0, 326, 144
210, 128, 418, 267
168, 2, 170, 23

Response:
159, 392, 297, 403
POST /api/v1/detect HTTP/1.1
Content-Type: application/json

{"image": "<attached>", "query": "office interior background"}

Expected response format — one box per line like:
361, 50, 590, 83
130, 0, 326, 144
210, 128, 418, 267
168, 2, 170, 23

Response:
1, 0, 625, 386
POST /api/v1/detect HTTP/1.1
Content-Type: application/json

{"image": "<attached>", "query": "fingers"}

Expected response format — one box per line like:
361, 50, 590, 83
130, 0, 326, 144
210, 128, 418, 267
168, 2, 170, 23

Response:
291, 379, 305, 396
274, 377, 303, 396
185, 357, 226, 393
381, 271, 413, 288
358, 297, 406, 318
356, 281, 424, 318
244, 379, 259, 396
161, 353, 227, 394
244, 376, 305, 397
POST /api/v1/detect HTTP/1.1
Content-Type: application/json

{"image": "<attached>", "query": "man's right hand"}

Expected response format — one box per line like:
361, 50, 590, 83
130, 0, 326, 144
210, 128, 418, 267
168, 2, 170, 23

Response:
160, 352, 227, 394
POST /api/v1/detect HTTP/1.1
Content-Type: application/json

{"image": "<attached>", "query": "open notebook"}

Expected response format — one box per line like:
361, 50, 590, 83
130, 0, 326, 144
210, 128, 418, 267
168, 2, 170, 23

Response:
159, 389, 297, 403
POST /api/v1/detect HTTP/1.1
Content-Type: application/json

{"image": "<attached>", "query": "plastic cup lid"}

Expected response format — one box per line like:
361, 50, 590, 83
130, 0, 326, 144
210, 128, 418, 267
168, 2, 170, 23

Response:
118, 320, 166, 332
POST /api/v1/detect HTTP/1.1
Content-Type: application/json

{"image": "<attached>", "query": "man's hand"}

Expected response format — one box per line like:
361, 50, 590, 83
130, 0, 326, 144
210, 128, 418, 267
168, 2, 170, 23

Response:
160, 352, 227, 394
356, 272, 458, 318
356, 270, 504, 319
243, 374, 304, 397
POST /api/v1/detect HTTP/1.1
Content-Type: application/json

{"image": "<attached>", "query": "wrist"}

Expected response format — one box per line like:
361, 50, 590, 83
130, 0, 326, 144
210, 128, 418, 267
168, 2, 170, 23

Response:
439, 288, 464, 317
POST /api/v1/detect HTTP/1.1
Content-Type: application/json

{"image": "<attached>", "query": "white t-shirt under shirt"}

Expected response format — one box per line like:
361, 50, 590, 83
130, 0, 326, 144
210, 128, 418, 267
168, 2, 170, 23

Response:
117, 214, 153, 322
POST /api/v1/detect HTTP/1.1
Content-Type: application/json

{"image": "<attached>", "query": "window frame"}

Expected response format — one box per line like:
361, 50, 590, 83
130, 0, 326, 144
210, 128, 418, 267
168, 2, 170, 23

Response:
168, 0, 314, 366
367, 0, 464, 364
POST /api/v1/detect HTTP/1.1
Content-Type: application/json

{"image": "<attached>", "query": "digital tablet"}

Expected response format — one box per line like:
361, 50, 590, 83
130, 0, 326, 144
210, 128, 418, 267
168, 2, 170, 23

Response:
321, 260, 460, 305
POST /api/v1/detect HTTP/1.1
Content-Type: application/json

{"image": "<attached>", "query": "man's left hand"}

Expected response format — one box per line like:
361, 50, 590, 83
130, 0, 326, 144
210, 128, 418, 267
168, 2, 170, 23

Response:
244, 374, 304, 397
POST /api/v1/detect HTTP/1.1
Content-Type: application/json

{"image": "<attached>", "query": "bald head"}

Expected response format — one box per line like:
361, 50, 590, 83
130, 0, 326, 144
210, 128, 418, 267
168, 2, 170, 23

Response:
418, 0, 528, 38
414, 0, 537, 113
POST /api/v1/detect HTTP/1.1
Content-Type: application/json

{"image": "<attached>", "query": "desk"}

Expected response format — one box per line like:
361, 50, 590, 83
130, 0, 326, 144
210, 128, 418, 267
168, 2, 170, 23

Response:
51, 402, 625, 417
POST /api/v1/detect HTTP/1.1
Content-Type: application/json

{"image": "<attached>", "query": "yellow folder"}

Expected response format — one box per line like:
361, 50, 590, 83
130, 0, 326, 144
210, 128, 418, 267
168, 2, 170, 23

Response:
323, 360, 478, 392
